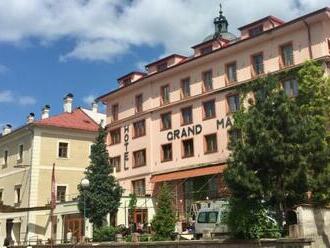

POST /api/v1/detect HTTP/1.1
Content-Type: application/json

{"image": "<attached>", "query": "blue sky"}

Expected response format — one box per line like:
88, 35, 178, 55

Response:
0, 0, 329, 129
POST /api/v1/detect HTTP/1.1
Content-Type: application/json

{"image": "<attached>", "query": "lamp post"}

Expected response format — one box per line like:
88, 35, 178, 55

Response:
80, 178, 90, 240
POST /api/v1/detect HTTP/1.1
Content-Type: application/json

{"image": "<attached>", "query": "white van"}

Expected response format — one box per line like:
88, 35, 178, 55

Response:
194, 200, 229, 239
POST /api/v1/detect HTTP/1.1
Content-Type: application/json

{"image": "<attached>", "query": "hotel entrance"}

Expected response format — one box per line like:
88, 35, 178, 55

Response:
63, 214, 84, 242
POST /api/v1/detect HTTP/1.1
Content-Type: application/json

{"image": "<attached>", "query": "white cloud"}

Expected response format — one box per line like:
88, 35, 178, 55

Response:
0, 90, 36, 106
83, 94, 96, 105
0, 90, 14, 102
0, 0, 328, 63
19, 96, 37, 105
0, 64, 9, 74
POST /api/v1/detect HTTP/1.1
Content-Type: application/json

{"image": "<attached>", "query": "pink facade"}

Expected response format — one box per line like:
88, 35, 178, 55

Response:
98, 7, 330, 218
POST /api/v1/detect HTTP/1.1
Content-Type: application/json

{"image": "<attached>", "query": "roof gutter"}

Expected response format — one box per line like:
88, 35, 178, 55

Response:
303, 19, 313, 60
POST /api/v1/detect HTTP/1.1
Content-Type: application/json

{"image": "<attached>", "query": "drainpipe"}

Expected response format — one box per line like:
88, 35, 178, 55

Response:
25, 127, 34, 243
303, 19, 313, 59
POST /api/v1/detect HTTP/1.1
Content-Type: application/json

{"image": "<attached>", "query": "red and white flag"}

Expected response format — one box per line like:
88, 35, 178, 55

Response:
51, 163, 56, 210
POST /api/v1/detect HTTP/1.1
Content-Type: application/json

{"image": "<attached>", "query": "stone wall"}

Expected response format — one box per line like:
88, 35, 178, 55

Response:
12, 238, 313, 248
295, 205, 330, 248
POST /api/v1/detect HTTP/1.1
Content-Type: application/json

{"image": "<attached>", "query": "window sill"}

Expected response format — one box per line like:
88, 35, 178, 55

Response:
57, 157, 69, 160
181, 122, 193, 127
160, 127, 172, 132
182, 154, 194, 159
132, 134, 146, 140
204, 150, 218, 155
203, 115, 216, 121
132, 164, 146, 169
109, 142, 121, 146
161, 159, 173, 163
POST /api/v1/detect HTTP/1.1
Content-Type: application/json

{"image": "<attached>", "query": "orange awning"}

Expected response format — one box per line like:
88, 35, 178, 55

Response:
150, 164, 226, 183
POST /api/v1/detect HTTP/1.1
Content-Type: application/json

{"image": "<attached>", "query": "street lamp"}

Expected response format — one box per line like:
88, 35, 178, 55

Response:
80, 178, 90, 240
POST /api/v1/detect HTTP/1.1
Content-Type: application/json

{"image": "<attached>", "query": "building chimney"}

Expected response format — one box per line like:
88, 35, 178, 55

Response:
2, 124, 12, 135
27, 112, 35, 123
41, 105, 50, 119
91, 101, 98, 113
63, 93, 74, 113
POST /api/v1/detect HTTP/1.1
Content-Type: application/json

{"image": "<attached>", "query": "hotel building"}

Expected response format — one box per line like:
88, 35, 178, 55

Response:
97, 7, 330, 224
0, 95, 105, 244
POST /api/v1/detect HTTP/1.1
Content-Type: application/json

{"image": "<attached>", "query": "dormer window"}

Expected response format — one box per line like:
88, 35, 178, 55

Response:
200, 45, 213, 55
157, 62, 168, 72
248, 25, 263, 37
122, 77, 131, 86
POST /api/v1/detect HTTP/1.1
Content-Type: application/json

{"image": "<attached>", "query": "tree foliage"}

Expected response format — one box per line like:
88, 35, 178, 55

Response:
151, 183, 176, 240
222, 198, 280, 239
224, 61, 330, 235
128, 193, 137, 225
78, 126, 123, 228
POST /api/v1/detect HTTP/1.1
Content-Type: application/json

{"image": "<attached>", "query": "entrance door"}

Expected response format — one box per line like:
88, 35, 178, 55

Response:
134, 209, 148, 224
64, 214, 84, 242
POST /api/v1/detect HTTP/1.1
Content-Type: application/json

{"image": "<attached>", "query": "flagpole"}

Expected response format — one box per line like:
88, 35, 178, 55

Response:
50, 163, 56, 247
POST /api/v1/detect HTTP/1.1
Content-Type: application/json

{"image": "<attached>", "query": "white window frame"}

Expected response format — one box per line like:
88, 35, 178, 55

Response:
14, 185, 22, 204
57, 140, 70, 159
17, 144, 24, 162
56, 184, 69, 203
2, 149, 9, 167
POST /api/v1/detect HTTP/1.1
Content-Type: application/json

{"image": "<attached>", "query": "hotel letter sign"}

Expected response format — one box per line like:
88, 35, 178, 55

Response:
123, 125, 129, 170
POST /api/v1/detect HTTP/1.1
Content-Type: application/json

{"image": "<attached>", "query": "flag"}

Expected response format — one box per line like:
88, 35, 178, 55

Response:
51, 163, 56, 210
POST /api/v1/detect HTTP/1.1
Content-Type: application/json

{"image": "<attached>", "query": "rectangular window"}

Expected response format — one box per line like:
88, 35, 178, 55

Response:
18, 144, 24, 162
205, 134, 218, 154
227, 94, 240, 113
112, 104, 119, 121
283, 78, 298, 97
161, 143, 172, 162
133, 120, 146, 138
228, 129, 242, 148
248, 25, 263, 37
252, 53, 264, 75
161, 84, 170, 105
203, 100, 216, 120
4, 150, 8, 166
328, 39, 330, 53
110, 156, 121, 173
110, 128, 121, 145
200, 46, 213, 55
281, 43, 294, 67
135, 94, 143, 113
226, 62, 237, 83
133, 149, 146, 168
161, 112, 171, 130
132, 179, 146, 196
202, 70, 213, 92
15, 186, 21, 204
181, 77, 191, 98
58, 142, 68, 158
181, 106, 193, 126
157, 62, 168, 72
0, 189, 3, 202
56, 186, 66, 203
182, 139, 194, 158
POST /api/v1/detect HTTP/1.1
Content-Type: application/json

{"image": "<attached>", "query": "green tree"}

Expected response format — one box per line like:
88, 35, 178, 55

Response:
224, 61, 330, 236
78, 126, 123, 228
151, 183, 176, 240
128, 193, 137, 232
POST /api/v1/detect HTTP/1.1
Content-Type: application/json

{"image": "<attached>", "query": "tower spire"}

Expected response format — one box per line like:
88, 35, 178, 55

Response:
214, 2, 228, 35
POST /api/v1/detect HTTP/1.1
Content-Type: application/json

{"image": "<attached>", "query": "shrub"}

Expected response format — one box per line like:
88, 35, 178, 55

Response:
93, 226, 118, 242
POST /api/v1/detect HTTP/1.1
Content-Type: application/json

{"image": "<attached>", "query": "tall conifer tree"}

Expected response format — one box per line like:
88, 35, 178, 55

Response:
78, 126, 123, 228
224, 61, 330, 230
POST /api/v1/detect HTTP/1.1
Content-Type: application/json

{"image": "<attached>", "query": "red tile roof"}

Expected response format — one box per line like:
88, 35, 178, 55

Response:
34, 108, 99, 132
